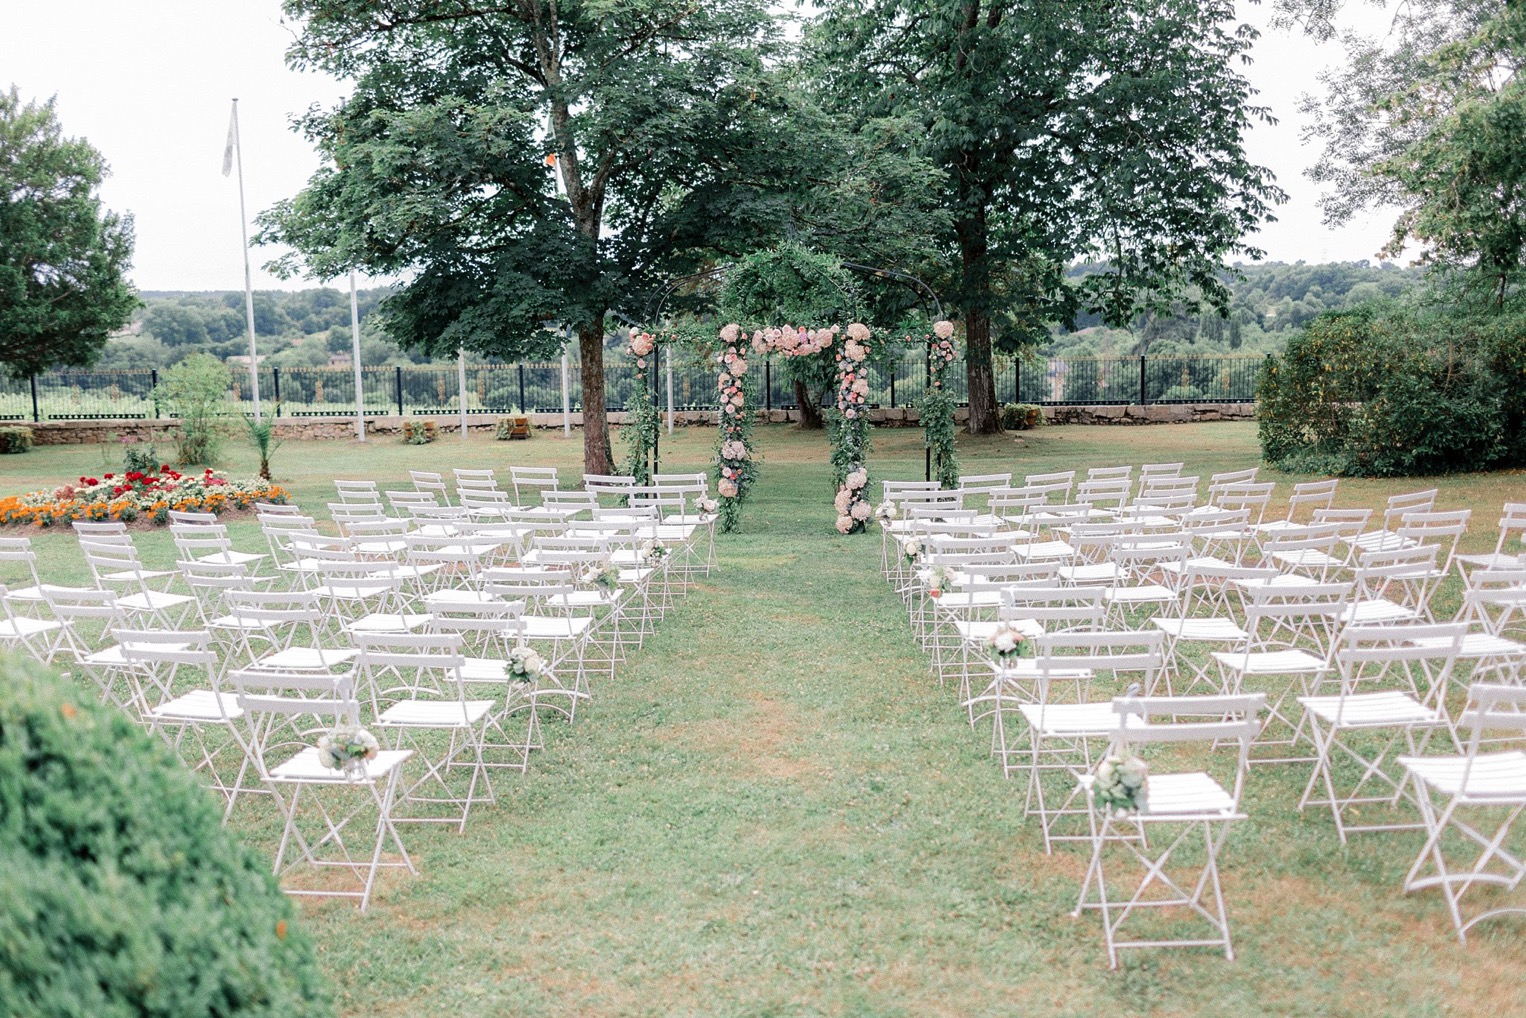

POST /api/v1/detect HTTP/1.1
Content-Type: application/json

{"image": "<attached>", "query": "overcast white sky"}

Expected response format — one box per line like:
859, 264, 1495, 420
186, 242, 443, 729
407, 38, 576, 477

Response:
1, 1, 1401, 293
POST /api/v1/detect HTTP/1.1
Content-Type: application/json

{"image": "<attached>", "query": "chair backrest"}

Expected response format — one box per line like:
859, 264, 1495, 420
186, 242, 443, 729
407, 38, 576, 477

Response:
1331, 622, 1465, 708
71, 520, 129, 539
1086, 465, 1134, 482
1000, 585, 1107, 631
1030, 630, 1166, 702
410, 470, 452, 504
1075, 477, 1132, 509
1109, 692, 1266, 804
1452, 683, 1526, 797
0, 537, 43, 586
1136, 462, 1184, 498
229, 668, 361, 776
334, 479, 381, 504
1396, 510, 1472, 570
1209, 467, 1259, 490
1284, 479, 1339, 522
957, 473, 1012, 497
1381, 488, 1439, 531
253, 501, 304, 516
166, 509, 219, 526
116, 627, 218, 669
1210, 481, 1274, 521
510, 466, 560, 505
40, 584, 124, 626
1023, 472, 1075, 503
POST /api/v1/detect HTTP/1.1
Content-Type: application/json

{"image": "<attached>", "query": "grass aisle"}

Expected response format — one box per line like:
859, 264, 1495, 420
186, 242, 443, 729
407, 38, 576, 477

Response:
5, 425, 1523, 1015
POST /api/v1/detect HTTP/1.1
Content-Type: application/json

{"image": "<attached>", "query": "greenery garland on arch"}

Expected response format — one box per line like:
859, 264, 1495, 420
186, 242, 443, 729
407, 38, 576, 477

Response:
714, 324, 757, 533
620, 328, 661, 486
829, 324, 875, 533
921, 321, 961, 490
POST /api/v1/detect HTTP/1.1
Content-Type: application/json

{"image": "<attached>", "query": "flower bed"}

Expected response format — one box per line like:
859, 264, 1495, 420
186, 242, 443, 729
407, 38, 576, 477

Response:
0, 466, 289, 527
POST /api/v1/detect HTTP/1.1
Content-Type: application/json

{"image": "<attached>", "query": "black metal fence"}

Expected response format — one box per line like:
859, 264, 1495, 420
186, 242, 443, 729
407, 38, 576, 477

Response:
0, 352, 1265, 422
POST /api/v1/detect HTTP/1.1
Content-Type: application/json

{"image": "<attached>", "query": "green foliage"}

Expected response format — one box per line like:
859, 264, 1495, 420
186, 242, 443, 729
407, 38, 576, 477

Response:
719, 245, 866, 421
1258, 302, 1526, 476
244, 416, 282, 481
1000, 404, 1045, 431
402, 419, 437, 445
811, 0, 1285, 428
1293, 1, 1526, 305
152, 353, 231, 466
0, 87, 139, 378
620, 337, 661, 487
262, 0, 785, 476
0, 426, 33, 454
122, 441, 160, 475
0, 657, 328, 1016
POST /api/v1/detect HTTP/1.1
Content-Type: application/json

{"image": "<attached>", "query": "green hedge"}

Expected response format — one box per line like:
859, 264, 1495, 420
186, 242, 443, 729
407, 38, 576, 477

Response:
1258, 303, 1525, 476
0, 656, 329, 1017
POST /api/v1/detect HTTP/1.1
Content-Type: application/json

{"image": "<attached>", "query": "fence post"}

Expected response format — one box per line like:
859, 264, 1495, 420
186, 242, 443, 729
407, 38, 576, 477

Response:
889, 360, 896, 409
764, 358, 772, 412
518, 363, 527, 413
1014, 359, 1020, 404
1138, 355, 1147, 406
29, 375, 39, 422
150, 369, 159, 419
395, 365, 404, 416
271, 366, 281, 407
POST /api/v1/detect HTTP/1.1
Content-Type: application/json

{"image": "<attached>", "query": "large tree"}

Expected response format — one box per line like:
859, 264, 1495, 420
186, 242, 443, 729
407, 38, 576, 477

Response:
1280, 0, 1526, 308
261, 0, 780, 474
0, 87, 138, 378
810, 0, 1284, 432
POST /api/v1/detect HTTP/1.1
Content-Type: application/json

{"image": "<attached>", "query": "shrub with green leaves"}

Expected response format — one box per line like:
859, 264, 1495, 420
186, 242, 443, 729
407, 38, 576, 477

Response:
402, 419, 437, 445
1000, 403, 1044, 430
152, 352, 231, 465
0, 425, 33, 454
1258, 303, 1524, 476
0, 656, 329, 1017
122, 440, 159, 474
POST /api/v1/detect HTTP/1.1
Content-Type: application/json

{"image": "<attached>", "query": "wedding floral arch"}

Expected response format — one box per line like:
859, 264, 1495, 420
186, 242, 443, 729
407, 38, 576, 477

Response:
621, 328, 661, 486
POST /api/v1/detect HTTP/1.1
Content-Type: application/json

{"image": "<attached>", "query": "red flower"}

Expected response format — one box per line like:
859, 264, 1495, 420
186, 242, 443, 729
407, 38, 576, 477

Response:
104, 473, 114, 480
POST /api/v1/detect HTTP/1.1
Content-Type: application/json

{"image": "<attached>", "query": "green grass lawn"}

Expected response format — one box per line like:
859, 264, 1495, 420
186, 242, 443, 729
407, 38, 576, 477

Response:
3, 421, 1524, 1017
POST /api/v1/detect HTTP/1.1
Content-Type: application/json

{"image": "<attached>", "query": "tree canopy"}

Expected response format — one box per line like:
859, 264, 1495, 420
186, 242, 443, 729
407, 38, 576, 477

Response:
808, 0, 1285, 431
1287, 0, 1526, 308
261, 0, 785, 474
0, 86, 138, 378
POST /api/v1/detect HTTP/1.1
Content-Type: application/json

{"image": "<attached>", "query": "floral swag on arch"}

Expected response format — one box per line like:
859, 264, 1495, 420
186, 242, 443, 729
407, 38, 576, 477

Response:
621, 328, 662, 486
714, 321, 881, 535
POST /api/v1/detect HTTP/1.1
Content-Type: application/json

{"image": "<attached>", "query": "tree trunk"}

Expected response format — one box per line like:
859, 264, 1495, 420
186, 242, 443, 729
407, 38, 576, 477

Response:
794, 378, 824, 429
958, 208, 1003, 434
578, 315, 613, 476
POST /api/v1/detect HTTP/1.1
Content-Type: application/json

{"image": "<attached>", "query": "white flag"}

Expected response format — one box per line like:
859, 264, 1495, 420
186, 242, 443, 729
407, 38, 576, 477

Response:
221, 102, 237, 177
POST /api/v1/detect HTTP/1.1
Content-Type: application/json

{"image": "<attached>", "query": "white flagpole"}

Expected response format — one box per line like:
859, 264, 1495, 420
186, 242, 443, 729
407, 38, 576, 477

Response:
227, 99, 262, 421
457, 346, 469, 441
350, 269, 365, 441
665, 344, 674, 435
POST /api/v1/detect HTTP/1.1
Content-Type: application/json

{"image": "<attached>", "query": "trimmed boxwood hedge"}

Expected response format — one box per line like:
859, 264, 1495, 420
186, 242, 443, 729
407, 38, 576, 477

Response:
0, 655, 329, 1017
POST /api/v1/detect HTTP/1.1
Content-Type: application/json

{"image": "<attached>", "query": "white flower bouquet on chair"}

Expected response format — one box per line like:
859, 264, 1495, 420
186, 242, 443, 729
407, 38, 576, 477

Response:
580, 562, 621, 595
640, 538, 670, 564
986, 623, 1035, 666
507, 644, 550, 689
1093, 754, 1150, 815
317, 725, 380, 781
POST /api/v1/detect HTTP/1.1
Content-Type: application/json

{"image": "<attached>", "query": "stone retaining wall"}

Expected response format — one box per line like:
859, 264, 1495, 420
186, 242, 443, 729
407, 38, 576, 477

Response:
23, 402, 1254, 445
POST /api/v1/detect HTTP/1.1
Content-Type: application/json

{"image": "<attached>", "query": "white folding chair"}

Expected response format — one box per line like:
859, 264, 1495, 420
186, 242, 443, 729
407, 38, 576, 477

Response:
1399, 683, 1526, 942
354, 632, 496, 831
1071, 692, 1265, 967
231, 667, 415, 910
1298, 623, 1465, 842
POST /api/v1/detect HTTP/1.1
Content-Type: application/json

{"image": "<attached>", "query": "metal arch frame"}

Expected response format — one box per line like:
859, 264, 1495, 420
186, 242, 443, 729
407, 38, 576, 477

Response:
640, 258, 947, 480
